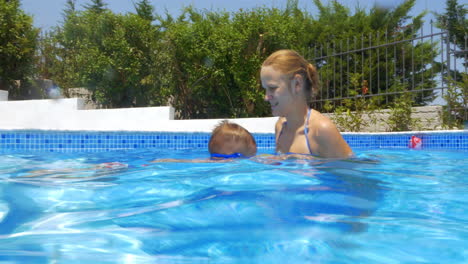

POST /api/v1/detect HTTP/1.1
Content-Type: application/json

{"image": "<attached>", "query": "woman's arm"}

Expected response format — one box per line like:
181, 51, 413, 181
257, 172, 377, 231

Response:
274, 117, 285, 143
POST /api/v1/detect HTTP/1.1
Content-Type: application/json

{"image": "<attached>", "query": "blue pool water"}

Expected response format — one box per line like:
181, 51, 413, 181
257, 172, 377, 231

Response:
0, 148, 467, 263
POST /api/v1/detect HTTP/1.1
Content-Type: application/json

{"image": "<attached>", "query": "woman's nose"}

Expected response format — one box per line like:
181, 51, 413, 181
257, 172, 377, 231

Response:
264, 92, 272, 101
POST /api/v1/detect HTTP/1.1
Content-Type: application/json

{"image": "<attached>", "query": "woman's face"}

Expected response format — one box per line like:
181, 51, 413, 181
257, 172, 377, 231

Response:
261, 65, 295, 117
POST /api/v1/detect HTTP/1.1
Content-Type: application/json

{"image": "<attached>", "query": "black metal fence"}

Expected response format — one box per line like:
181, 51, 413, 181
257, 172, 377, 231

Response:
307, 21, 467, 124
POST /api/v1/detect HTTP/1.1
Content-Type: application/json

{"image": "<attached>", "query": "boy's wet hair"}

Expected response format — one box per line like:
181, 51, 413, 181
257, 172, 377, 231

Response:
208, 120, 257, 157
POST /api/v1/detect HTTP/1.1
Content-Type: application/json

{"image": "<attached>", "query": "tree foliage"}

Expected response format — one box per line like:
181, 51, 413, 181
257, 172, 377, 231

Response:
162, 5, 314, 118
31, 0, 443, 120
435, 0, 467, 56
0, 0, 38, 95
309, 0, 438, 109
434, 0, 467, 126
442, 73, 468, 129
84, 0, 107, 13
134, 0, 155, 21
40, 0, 167, 107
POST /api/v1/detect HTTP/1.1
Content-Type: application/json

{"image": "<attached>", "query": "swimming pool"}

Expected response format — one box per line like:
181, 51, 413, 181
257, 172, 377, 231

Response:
0, 130, 467, 263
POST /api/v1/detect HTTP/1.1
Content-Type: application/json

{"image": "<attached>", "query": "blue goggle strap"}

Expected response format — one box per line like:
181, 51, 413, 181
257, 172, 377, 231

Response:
210, 152, 246, 160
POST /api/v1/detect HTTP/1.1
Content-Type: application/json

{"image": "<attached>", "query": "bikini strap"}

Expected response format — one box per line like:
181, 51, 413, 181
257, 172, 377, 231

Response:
303, 109, 315, 156
278, 111, 314, 156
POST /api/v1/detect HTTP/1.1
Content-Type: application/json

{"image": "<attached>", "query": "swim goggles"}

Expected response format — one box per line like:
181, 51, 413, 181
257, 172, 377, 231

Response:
210, 152, 247, 160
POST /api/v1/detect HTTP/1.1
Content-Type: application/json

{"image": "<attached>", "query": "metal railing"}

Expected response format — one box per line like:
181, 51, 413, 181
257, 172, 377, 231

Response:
307, 21, 467, 122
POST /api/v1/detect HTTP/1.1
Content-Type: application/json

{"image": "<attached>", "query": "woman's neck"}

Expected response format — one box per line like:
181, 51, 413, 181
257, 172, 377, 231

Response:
284, 105, 309, 130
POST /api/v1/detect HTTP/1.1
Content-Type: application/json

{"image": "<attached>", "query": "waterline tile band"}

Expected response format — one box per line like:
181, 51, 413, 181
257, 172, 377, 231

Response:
0, 130, 466, 153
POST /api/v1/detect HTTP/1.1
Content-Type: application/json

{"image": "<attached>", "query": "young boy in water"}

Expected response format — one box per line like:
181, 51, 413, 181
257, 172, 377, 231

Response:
153, 120, 257, 162
208, 120, 257, 160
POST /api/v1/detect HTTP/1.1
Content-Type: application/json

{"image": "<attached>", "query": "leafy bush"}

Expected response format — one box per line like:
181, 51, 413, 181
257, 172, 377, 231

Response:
0, 0, 38, 97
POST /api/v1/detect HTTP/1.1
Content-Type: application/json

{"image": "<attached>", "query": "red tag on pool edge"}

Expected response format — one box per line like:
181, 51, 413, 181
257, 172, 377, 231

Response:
409, 135, 422, 149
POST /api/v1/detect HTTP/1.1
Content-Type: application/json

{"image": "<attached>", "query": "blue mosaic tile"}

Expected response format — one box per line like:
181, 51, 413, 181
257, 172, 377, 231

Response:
0, 130, 467, 153
343, 131, 468, 150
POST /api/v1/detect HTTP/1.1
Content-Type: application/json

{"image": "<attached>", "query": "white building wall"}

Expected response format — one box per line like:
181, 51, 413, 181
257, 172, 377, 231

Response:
0, 90, 8, 101
0, 97, 444, 133
0, 98, 277, 133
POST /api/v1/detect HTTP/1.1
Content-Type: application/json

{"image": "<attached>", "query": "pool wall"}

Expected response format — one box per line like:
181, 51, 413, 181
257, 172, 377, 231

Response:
0, 129, 467, 153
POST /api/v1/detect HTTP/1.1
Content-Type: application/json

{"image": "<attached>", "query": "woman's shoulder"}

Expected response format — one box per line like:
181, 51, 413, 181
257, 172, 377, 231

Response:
309, 109, 353, 158
275, 117, 286, 125
310, 109, 335, 131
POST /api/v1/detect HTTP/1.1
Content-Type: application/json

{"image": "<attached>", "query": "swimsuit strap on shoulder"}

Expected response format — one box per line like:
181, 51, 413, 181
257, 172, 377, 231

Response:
277, 110, 315, 156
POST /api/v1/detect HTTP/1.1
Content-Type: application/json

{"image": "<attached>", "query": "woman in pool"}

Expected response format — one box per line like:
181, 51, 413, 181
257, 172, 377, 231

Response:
261, 49, 353, 159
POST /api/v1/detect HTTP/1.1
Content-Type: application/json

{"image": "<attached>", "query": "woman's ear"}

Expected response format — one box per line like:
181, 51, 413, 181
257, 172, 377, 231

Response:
292, 74, 303, 95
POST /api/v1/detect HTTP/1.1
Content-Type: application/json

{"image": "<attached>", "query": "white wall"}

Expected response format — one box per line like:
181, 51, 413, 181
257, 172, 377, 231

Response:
1, 97, 445, 133
322, 106, 443, 132
0, 98, 278, 133
0, 90, 7, 101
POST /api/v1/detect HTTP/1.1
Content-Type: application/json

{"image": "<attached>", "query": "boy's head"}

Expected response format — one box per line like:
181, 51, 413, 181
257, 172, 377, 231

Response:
208, 120, 257, 159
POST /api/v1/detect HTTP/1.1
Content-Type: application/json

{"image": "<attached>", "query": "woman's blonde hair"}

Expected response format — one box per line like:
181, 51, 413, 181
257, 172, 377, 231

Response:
262, 49, 320, 102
